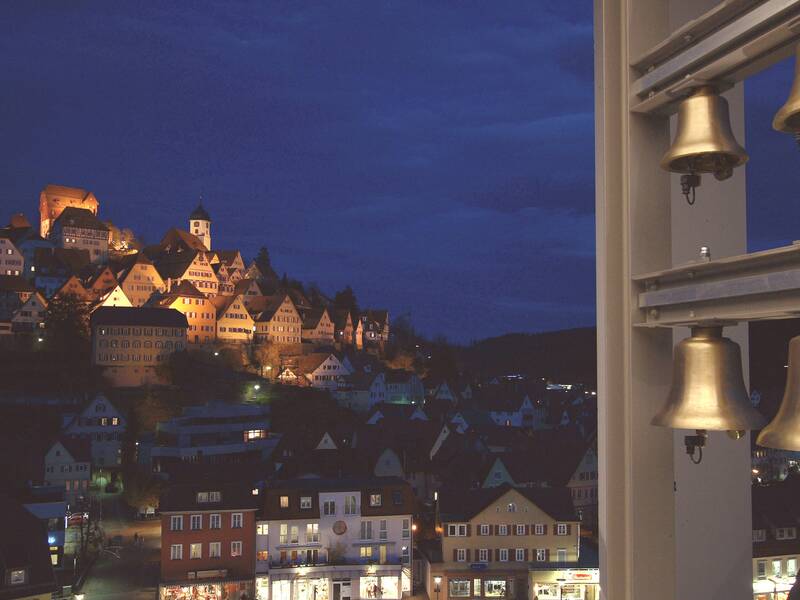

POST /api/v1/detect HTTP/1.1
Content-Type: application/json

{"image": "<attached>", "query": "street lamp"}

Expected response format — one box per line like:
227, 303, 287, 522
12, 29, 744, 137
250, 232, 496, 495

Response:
433, 576, 442, 600
254, 384, 261, 391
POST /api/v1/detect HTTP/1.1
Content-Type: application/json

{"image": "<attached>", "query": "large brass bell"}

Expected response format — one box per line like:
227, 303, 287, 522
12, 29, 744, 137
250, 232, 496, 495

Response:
773, 45, 800, 146
661, 86, 748, 204
652, 326, 766, 432
757, 336, 800, 451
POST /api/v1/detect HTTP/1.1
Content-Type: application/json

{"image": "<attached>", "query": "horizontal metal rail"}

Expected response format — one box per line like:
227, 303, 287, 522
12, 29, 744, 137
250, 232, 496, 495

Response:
633, 242, 800, 326
630, 0, 800, 114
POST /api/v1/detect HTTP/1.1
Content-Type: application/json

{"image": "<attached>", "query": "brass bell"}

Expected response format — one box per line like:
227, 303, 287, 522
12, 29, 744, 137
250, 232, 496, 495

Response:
661, 86, 748, 204
757, 335, 800, 451
652, 326, 766, 432
773, 45, 800, 146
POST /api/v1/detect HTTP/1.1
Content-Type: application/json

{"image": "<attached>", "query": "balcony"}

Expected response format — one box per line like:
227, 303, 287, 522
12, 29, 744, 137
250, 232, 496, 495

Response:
269, 557, 404, 570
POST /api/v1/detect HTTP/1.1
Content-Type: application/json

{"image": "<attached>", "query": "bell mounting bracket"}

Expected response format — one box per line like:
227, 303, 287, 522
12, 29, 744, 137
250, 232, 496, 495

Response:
634, 241, 800, 328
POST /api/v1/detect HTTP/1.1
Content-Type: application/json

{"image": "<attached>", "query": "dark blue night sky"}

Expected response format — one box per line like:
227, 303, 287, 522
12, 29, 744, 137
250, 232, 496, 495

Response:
0, 3, 796, 341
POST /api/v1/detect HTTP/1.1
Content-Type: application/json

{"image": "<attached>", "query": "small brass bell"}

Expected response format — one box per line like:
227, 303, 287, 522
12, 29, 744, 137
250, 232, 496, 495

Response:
773, 45, 800, 147
661, 86, 749, 204
757, 336, 800, 451
652, 326, 766, 432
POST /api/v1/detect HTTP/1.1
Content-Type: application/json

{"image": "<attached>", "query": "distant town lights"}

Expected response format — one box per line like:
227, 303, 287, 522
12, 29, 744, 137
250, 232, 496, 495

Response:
48, 535, 55, 544
254, 384, 261, 391
213, 351, 219, 356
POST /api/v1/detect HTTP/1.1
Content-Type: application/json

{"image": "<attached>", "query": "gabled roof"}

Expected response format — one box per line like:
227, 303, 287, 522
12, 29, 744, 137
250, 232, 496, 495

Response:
160, 482, 258, 514
254, 293, 294, 322
364, 309, 389, 328
439, 484, 577, 522
8, 213, 31, 229
210, 294, 251, 319
155, 250, 199, 280
159, 280, 205, 301
385, 369, 419, 385
158, 228, 208, 253
295, 352, 339, 375
52, 437, 91, 463
0, 495, 57, 599
332, 308, 352, 329
42, 183, 92, 199
216, 250, 242, 267
53, 206, 108, 232
91, 306, 188, 328
302, 306, 329, 330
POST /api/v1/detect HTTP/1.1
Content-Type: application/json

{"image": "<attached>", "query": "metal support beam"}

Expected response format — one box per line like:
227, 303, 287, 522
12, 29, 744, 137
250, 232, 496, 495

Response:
635, 242, 800, 326
630, 0, 800, 114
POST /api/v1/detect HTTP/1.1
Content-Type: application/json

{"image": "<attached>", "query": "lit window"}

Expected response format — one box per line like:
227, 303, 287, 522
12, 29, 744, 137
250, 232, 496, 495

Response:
257, 523, 268, 535
369, 493, 382, 507
557, 549, 567, 562
190, 543, 202, 559
9, 569, 26, 585
507, 503, 516, 513
280, 496, 289, 508
449, 580, 470, 597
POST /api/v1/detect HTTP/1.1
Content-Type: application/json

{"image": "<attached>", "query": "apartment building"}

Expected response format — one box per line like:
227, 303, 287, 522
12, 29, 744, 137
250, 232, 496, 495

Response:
90, 306, 188, 386
254, 477, 415, 600
146, 403, 277, 475
420, 485, 584, 600
159, 482, 258, 600
50, 207, 110, 264
62, 395, 127, 484
155, 280, 215, 344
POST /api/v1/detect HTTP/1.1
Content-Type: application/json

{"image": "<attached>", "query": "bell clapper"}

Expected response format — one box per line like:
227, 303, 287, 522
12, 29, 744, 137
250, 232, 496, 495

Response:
680, 173, 700, 205
684, 429, 707, 464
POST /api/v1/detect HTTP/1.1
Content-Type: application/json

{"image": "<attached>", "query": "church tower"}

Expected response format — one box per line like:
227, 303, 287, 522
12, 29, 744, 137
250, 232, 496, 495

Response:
189, 203, 211, 250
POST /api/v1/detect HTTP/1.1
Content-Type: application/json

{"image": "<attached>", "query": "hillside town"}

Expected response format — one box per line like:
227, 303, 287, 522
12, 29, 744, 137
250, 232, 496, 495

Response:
0, 185, 798, 600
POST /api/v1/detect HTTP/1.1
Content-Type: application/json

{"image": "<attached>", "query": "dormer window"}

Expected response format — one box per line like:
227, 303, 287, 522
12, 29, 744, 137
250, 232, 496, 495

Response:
753, 529, 766, 543
280, 496, 289, 508
300, 496, 312, 509
776, 527, 797, 540
8, 568, 27, 585
370, 493, 382, 507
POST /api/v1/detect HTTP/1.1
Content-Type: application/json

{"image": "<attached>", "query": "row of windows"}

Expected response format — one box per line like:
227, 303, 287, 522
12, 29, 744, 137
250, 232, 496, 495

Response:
98, 353, 168, 362
170, 541, 242, 560
756, 556, 797, 579
76, 416, 120, 427
99, 340, 180, 349
447, 523, 570, 536
454, 547, 567, 563
448, 578, 511, 598
46, 464, 89, 473
99, 327, 183, 336
170, 513, 242, 531
184, 312, 214, 319
219, 326, 253, 333
181, 298, 207, 305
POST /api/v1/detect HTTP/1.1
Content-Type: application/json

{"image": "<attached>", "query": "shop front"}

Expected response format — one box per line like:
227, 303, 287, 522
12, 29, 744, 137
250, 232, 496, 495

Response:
266, 564, 403, 600
752, 577, 795, 600
159, 578, 255, 600
438, 569, 528, 600
529, 568, 599, 600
